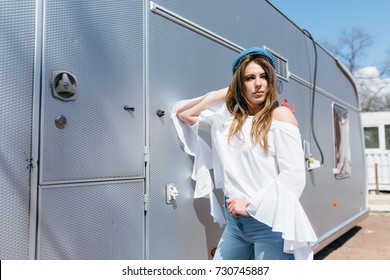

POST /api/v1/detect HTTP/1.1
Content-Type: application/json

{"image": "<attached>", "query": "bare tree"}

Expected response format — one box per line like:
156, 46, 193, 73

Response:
323, 26, 374, 73
383, 48, 390, 76
323, 27, 390, 112
355, 71, 390, 112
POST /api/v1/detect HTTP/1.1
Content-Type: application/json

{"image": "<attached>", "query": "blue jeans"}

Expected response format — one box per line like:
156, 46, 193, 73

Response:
213, 200, 294, 260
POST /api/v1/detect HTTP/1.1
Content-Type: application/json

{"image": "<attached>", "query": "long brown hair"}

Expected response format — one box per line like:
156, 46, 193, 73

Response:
225, 55, 279, 153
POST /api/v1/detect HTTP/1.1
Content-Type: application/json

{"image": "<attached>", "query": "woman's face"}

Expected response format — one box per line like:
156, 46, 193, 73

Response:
243, 61, 268, 115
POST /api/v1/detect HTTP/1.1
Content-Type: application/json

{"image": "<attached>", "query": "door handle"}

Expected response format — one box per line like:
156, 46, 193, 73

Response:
51, 71, 78, 101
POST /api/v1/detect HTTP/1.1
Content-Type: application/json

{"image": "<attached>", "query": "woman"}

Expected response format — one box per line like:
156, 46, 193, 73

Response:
172, 47, 317, 260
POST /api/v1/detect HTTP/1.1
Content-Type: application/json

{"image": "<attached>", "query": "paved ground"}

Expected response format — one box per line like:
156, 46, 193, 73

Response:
314, 191, 390, 260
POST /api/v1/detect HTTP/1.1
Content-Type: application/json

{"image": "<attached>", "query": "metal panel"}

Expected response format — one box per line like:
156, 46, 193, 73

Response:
37, 181, 144, 260
148, 5, 230, 260
40, 0, 144, 183
0, 0, 36, 259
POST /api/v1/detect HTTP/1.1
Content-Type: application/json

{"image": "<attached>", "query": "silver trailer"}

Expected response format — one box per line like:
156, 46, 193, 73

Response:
1, 0, 368, 260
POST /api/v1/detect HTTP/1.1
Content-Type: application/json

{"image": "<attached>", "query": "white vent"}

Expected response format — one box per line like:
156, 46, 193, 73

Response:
264, 46, 289, 81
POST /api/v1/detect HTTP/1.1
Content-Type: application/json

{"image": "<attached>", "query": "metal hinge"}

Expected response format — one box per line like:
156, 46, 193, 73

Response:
144, 193, 149, 213
144, 146, 149, 163
26, 157, 34, 170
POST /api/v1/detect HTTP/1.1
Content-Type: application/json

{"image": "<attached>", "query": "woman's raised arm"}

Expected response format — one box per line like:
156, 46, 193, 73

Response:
177, 87, 228, 125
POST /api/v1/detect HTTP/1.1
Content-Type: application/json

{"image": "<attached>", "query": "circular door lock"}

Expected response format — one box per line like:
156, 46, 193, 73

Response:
51, 71, 78, 101
55, 115, 68, 129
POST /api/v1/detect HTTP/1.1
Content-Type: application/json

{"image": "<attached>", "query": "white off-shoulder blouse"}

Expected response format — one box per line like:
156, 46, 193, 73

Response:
171, 98, 318, 260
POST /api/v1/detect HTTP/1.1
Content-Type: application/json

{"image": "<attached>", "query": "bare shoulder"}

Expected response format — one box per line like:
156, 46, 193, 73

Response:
272, 106, 298, 127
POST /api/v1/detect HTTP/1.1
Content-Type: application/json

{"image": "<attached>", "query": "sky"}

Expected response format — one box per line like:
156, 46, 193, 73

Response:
269, 0, 390, 70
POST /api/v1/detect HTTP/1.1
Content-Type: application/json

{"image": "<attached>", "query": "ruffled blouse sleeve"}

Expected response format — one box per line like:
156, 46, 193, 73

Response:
171, 98, 226, 226
246, 121, 318, 260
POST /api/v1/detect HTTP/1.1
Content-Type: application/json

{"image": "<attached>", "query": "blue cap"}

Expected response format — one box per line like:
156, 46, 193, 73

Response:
232, 47, 276, 74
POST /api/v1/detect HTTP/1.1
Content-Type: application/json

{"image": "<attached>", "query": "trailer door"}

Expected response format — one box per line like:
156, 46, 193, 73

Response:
40, 0, 144, 184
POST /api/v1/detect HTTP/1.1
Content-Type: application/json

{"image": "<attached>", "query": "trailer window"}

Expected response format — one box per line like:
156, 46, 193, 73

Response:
333, 104, 351, 179
385, 125, 390, 150
364, 126, 380, 149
